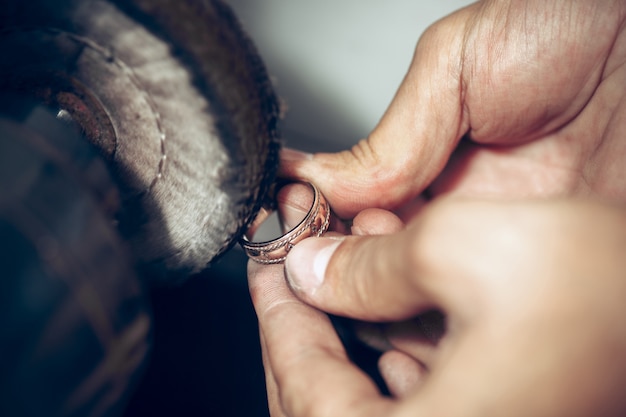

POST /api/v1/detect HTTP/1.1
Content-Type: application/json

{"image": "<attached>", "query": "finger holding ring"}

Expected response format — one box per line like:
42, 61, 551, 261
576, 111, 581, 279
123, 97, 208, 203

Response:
240, 181, 331, 264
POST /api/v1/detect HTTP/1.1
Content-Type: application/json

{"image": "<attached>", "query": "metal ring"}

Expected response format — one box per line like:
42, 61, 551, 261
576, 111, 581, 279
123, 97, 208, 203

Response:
240, 182, 330, 264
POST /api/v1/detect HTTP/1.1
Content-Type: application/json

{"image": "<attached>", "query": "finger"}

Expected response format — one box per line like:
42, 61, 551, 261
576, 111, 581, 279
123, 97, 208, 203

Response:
378, 350, 427, 398
248, 261, 395, 417
394, 195, 429, 224
284, 231, 437, 322
353, 313, 444, 369
381, 313, 445, 367
351, 208, 404, 236
279, 8, 475, 218
277, 182, 347, 235
352, 322, 393, 352
260, 330, 288, 417
284, 198, 481, 322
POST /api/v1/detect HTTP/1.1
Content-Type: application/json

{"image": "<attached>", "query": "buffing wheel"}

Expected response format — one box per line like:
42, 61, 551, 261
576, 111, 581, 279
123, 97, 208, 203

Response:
0, 0, 281, 278
0, 1, 280, 415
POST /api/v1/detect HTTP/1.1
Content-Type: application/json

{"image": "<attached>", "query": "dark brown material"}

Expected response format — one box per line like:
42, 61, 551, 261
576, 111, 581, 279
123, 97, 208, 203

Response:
0, 109, 150, 417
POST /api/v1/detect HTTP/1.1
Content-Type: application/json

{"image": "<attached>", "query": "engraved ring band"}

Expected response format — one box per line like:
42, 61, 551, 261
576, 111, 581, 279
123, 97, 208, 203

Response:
240, 181, 331, 264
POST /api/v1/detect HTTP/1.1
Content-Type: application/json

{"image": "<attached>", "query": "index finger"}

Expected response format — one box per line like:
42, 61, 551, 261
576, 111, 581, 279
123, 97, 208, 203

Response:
248, 261, 395, 417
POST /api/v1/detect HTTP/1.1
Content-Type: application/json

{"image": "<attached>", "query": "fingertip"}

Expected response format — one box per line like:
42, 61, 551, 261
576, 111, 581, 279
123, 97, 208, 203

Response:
280, 147, 313, 163
246, 258, 263, 283
280, 147, 418, 218
351, 208, 405, 236
278, 147, 316, 179
378, 350, 427, 398
246, 260, 289, 311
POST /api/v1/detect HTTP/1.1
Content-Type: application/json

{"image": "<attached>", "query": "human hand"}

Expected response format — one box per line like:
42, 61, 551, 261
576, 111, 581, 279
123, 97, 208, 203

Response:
281, 0, 626, 217
252, 1, 626, 415
250, 196, 626, 417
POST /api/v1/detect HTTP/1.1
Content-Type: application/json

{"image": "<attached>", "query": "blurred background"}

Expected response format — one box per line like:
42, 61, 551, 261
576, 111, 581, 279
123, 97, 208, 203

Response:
124, 1, 472, 416
226, 0, 473, 152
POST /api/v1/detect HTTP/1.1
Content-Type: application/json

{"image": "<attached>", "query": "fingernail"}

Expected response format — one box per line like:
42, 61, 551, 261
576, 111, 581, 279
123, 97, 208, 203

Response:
285, 238, 343, 294
280, 148, 313, 162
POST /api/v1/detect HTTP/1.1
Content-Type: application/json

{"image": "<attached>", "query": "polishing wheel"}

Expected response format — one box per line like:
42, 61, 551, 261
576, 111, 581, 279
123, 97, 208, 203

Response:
0, 1, 280, 415
0, 0, 281, 277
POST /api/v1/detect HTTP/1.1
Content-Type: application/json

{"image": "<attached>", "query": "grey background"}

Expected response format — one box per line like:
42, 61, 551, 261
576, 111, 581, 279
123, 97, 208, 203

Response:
226, 0, 473, 152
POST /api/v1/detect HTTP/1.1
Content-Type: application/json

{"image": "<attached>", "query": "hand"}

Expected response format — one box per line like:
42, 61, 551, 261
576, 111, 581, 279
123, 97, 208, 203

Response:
251, 1, 626, 415
281, 0, 626, 218
250, 197, 626, 417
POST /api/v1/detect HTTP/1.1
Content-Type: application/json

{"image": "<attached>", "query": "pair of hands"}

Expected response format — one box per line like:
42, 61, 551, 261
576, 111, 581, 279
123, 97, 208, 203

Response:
248, 1, 626, 416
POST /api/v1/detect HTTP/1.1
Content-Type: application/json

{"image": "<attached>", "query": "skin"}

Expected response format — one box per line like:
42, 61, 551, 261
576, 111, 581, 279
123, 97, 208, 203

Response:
248, 1, 626, 416
250, 199, 626, 417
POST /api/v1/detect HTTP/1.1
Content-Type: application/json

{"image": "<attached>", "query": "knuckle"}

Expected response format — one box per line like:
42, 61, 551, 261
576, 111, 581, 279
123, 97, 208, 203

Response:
352, 269, 377, 314
348, 138, 381, 169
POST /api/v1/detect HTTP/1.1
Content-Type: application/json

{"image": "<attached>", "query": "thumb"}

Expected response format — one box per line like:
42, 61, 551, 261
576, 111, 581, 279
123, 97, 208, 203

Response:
283, 197, 496, 322
280, 8, 473, 218
284, 230, 441, 322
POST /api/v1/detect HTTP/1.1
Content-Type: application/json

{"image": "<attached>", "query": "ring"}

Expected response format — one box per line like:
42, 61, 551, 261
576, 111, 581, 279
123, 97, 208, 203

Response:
240, 181, 331, 264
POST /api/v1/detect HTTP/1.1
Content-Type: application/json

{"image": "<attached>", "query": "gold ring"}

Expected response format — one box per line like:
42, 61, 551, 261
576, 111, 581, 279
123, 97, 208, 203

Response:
240, 181, 330, 264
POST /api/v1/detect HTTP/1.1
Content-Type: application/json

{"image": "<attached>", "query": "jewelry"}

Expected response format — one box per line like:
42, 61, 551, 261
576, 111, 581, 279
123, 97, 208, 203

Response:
240, 181, 330, 264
